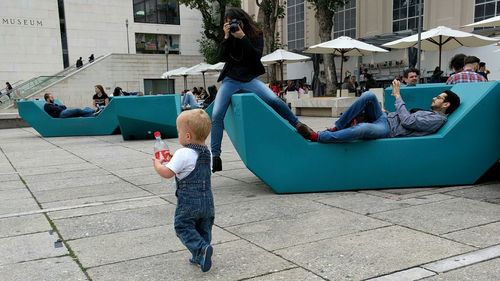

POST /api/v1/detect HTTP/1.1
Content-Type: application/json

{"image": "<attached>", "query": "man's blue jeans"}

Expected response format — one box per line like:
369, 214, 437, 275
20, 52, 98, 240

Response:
318, 91, 391, 143
211, 77, 299, 156
182, 93, 200, 109
59, 107, 95, 118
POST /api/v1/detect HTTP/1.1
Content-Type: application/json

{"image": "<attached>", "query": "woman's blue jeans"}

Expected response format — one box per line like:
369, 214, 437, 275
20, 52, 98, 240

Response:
318, 91, 391, 143
59, 107, 95, 118
211, 77, 299, 156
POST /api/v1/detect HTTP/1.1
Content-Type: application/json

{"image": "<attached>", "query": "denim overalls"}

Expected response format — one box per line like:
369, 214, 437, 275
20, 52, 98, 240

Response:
174, 144, 214, 263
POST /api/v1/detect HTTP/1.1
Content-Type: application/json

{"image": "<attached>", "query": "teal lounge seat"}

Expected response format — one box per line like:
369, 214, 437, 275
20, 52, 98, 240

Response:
113, 95, 181, 140
17, 99, 119, 137
383, 83, 452, 111
224, 81, 500, 193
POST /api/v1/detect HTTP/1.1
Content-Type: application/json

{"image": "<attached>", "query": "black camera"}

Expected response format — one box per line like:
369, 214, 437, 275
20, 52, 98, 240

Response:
230, 19, 240, 33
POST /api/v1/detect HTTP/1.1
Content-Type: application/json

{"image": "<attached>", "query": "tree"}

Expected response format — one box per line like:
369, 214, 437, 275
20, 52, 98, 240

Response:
256, 0, 286, 82
178, 0, 241, 63
307, 0, 348, 95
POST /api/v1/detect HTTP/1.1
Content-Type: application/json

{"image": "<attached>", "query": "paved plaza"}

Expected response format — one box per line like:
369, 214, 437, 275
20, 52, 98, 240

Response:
0, 116, 499, 281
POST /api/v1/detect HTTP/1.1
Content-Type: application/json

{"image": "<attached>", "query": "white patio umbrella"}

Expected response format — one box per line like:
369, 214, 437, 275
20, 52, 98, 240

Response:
161, 67, 189, 78
464, 15, 500, 28
383, 26, 499, 68
184, 63, 213, 89
261, 49, 311, 84
207, 62, 225, 71
305, 36, 388, 86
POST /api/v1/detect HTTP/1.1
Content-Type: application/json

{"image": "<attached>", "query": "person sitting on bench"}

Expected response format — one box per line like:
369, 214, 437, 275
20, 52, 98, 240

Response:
297, 80, 460, 143
43, 93, 97, 118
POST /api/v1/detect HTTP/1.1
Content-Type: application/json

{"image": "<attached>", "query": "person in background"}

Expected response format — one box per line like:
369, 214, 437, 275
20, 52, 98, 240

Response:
297, 80, 460, 143
93, 85, 109, 112
5, 82, 13, 99
477, 62, 490, 81
448, 53, 466, 75
43, 93, 97, 118
88, 54, 94, 63
446, 56, 487, 84
76, 57, 83, 68
112, 87, 123, 97
429, 66, 444, 83
181, 90, 200, 110
402, 68, 420, 86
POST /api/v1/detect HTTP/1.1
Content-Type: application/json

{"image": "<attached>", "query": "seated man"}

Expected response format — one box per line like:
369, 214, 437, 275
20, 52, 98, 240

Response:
446, 56, 487, 84
297, 80, 460, 143
43, 93, 96, 118
402, 68, 420, 86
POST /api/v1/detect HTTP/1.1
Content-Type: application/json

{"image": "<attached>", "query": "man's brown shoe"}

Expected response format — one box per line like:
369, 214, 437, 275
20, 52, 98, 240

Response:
295, 122, 315, 140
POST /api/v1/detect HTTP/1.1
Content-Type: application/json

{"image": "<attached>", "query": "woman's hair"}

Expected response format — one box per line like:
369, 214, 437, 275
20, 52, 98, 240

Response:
95, 85, 106, 95
224, 7, 261, 40
113, 87, 122, 96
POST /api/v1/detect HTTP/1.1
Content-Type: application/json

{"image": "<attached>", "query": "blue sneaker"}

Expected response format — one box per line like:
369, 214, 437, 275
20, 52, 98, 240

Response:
200, 245, 213, 272
189, 257, 198, 265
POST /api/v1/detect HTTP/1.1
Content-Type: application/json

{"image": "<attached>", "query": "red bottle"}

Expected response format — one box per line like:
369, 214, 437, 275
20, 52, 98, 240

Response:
153, 131, 171, 163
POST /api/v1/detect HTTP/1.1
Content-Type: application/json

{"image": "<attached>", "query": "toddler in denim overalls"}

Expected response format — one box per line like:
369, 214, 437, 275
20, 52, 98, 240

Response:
153, 109, 214, 272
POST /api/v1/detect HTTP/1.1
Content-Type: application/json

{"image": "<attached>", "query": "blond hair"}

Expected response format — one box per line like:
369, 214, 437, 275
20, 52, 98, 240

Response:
178, 109, 211, 142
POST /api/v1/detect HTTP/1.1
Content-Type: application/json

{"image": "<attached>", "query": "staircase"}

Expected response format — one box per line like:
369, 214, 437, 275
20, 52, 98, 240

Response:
0, 55, 105, 110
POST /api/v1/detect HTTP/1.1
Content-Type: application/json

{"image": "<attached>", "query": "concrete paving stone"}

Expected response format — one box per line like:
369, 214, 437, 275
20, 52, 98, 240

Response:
0, 165, 15, 173
217, 168, 262, 184
444, 182, 500, 203
366, 267, 435, 281
139, 182, 175, 195
9, 155, 87, 169
0, 197, 40, 216
275, 226, 473, 281
246, 267, 325, 281
216, 196, 325, 227
86, 239, 293, 281
22, 168, 111, 184
0, 214, 51, 238
376, 187, 438, 195
0, 232, 68, 265
371, 198, 500, 235
221, 160, 247, 171
443, 222, 500, 248
41, 190, 151, 209
211, 175, 247, 188
16, 162, 98, 176
0, 173, 19, 182
0, 256, 88, 281
0, 188, 33, 200
120, 173, 164, 186
27, 174, 124, 192
315, 192, 414, 215
70, 225, 238, 268
422, 244, 500, 273
54, 204, 175, 240
48, 197, 167, 220
0, 180, 26, 191
227, 207, 390, 251
113, 166, 157, 177
422, 258, 500, 281
33, 181, 144, 203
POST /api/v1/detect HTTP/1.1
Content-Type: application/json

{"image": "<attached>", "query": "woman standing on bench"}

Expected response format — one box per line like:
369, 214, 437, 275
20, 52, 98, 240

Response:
211, 7, 311, 172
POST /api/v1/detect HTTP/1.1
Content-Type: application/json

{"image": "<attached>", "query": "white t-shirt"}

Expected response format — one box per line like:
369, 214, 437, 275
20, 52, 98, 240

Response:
165, 147, 212, 180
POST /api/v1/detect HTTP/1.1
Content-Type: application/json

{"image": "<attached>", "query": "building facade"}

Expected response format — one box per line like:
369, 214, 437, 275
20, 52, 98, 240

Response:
242, 0, 500, 82
0, 0, 204, 84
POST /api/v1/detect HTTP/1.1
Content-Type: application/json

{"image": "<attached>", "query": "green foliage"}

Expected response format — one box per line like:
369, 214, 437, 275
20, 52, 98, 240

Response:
306, 0, 349, 12
198, 37, 219, 64
178, 0, 241, 61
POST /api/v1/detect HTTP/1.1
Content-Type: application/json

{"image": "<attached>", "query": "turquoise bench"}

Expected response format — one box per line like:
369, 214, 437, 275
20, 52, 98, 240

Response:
224, 81, 500, 193
383, 83, 452, 111
17, 99, 119, 137
113, 95, 181, 140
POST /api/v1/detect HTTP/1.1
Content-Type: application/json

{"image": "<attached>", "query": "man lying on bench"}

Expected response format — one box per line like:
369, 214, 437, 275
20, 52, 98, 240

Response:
298, 80, 460, 143
43, 93, 99, 118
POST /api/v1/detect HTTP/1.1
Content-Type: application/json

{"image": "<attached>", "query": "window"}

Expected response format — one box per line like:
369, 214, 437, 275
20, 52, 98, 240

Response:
133, 0, 180, 25
474, 0, 500, 30
392, 0, 424, 32
287, 0, 305, 50
334, 0, 356, 38
135, 33, 180, 54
